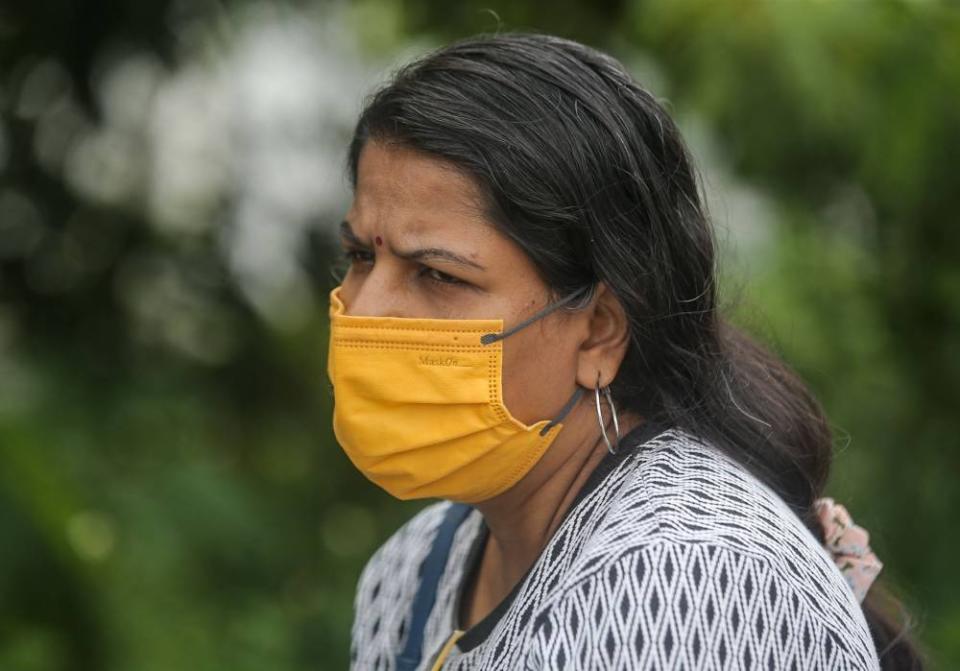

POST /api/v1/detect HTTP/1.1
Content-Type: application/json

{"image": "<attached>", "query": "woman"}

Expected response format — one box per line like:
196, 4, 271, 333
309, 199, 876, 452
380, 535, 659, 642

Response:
326, 32, 924, 670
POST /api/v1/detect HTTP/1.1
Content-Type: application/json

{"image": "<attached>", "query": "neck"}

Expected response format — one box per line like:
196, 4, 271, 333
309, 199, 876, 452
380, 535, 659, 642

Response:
471, 402, 643, 591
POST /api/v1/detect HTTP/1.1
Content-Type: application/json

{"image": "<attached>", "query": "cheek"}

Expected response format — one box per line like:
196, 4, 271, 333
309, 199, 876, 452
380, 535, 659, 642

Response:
500, 328, 580, 425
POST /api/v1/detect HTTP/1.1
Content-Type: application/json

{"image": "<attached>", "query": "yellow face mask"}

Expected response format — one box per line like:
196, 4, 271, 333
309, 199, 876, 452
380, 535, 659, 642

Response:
326, 284, 588, 503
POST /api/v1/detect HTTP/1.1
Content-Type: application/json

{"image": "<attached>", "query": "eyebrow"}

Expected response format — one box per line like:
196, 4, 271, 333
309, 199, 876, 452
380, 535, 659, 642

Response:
339, 220, 487, 271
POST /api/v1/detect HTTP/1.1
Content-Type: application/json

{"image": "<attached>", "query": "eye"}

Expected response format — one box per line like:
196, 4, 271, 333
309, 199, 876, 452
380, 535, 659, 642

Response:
418, 265, 467, 287
342, 249, 374, 266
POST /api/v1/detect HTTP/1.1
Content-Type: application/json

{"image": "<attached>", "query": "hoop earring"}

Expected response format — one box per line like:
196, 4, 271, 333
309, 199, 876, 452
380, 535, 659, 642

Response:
594, 371, 621, 455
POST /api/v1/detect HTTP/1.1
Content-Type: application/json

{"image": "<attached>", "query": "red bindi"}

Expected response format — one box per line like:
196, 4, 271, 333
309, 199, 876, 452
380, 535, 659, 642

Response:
375, 236, 383, 246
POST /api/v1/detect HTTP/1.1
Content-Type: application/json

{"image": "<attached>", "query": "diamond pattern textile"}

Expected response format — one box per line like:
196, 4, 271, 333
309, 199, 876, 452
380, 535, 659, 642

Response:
349, 427, 880, 670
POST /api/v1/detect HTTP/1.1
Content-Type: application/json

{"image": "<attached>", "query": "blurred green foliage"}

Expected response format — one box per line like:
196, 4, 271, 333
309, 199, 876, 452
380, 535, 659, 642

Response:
1, 0, 957, 669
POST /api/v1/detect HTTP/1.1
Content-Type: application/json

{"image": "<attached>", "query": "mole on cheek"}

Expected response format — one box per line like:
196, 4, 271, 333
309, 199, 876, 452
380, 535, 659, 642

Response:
375, 236, 383, 246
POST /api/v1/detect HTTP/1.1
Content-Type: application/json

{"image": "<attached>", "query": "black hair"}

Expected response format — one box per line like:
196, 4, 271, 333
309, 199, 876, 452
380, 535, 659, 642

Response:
344, 31, 925, 669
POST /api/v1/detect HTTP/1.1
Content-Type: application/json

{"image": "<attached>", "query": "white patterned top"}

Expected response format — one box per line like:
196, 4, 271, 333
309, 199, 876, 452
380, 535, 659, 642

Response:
349, 423, 881, 670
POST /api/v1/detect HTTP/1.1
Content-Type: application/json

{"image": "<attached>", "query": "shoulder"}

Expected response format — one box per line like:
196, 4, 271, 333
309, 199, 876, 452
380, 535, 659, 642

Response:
569, 427, 830, 572
365, 500, 452, 573
532, 427, 880, 669
354, 498, 465, 604
349, 500, 455, 667
583, 427, 852, 587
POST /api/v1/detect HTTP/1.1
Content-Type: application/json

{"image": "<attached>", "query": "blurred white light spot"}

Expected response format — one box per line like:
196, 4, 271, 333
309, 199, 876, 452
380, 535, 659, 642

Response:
34, 96, 92, 175
147, 65, 230, 236
44, 5, 379, 329
64, 129, 141, 206
98, 54, 163, 131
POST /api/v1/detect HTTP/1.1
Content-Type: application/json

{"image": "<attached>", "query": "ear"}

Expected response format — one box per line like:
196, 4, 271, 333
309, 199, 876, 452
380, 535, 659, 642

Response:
575, 282, 632, 389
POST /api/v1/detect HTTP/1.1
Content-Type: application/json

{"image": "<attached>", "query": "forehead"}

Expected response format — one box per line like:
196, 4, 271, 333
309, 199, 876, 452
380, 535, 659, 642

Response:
349, 140, 490, 235
346, 139, 550, 304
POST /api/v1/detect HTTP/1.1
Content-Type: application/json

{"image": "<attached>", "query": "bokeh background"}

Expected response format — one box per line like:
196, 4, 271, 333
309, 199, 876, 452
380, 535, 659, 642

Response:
1, 0, 957, 669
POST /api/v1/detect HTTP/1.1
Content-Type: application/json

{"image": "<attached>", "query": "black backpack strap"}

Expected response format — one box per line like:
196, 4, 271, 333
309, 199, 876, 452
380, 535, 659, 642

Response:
395, 502, 473, 671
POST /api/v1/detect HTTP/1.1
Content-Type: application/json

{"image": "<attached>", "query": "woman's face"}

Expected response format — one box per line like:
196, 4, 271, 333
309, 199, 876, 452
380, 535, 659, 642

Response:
337, 139, 593, 426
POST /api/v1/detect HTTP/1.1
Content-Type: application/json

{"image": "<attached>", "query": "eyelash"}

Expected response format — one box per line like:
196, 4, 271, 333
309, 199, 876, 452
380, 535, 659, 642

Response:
341, 250, 467, 287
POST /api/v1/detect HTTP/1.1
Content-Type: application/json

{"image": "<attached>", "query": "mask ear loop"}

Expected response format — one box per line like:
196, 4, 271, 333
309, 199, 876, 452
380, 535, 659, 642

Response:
595, 371, 621, 454
538, 386, 585, 436
479, 286, 592, 345
478, 285, 593, 437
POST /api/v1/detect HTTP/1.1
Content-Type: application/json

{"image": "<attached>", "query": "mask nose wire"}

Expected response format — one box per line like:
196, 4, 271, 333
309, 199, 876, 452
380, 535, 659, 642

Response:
479, 285, 593, 345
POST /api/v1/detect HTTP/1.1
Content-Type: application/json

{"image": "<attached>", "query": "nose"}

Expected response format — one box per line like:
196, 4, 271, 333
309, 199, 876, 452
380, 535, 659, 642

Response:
341, 274, 407, 318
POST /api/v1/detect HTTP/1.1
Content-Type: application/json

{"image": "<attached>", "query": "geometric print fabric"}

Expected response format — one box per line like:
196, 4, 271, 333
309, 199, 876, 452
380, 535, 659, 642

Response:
350, 426, 881, 670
